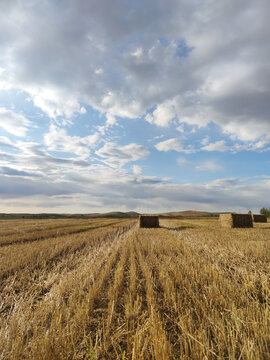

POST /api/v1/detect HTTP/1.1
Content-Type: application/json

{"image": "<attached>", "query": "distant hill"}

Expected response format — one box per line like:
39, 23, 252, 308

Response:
0, 210, 217, 220
159, 210, 218, 218
90, 211, 140, 218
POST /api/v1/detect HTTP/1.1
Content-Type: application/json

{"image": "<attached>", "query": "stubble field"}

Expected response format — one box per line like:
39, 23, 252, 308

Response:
0, 217, 269, 359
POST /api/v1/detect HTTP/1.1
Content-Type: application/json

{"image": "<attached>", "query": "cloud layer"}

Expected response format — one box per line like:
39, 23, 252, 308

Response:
0, 1, 270, 213
0, 0, 269, 140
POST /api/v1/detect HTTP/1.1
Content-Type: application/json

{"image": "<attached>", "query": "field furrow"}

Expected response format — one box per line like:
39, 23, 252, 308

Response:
0, 222, 134, 321
0, 219, 127, 247
0, 223, 136, 359
0, 218, 105, 237
0, 221, 133, 278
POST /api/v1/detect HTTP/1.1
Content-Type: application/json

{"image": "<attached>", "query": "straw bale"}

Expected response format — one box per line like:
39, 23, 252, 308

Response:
219, 213, 253, 228
139, 215, 159, 228
252, 214, 267, 223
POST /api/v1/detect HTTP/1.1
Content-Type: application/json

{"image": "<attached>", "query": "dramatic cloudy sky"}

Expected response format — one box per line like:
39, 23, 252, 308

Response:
0, 0, 270, 213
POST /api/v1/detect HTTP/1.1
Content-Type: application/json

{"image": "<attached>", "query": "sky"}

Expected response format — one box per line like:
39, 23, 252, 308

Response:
0, 0, 270, 214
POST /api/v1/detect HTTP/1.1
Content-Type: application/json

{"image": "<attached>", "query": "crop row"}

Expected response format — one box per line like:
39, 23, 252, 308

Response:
1, 220, 269, 359
0, 218, 127, 246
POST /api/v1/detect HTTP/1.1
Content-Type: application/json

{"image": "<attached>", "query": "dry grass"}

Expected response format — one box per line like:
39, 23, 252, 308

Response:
0, 218, 126, 246
0, 218, 269, 359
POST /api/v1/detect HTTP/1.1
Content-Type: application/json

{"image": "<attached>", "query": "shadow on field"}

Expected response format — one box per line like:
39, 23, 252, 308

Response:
160, 225, 196, 231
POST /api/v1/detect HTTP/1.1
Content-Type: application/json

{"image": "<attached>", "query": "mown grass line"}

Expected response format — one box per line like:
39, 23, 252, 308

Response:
0, 222, 134, 283
0, 225, 137, 360
0, 240, 90, 318
0, 219, 130, 247
36, 231, 131, 360
155, 229, 269, 359
1, 246, 120, 359
75, 228, 137, 359
98, 239, 130, 357
0, 219, 102, 237
135, 233, 172, 360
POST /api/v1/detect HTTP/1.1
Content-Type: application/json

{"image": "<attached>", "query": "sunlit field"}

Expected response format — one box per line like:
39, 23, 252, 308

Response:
0, 218, 269, 359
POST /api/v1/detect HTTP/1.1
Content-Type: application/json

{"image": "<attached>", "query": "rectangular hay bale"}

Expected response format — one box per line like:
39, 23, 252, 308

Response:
252, 214, 267, 223
139, 215, 159, 228
219, 213, 253, 228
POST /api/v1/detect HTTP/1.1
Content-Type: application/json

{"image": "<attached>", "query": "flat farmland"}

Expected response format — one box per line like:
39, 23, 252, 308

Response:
0, 218, 269, 359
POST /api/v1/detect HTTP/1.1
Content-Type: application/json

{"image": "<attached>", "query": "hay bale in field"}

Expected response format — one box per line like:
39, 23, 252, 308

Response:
139, 215, 159, 228
219, 213, 253, 228
252, 214, 267, 223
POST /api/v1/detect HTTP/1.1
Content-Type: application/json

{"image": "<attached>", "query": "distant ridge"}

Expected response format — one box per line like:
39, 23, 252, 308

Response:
89, 211, 140, 218
159, 210, 217, 218
0, 210, 217, 219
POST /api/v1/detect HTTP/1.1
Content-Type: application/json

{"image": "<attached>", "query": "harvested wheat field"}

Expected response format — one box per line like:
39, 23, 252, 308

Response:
0, 217, 269, 359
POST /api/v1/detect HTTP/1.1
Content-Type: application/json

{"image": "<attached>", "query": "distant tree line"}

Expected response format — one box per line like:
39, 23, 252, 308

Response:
260, 208, 270, 217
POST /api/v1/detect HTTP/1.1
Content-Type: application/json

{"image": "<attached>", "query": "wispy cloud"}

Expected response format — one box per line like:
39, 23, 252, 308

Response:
0, 108, 32, 136
44, 124, 100, 159
155, 138, 194, 153
96, 142, 150, 168
178, 157, 223, 172
201, 140, 229, 152
132, 165, 142, 175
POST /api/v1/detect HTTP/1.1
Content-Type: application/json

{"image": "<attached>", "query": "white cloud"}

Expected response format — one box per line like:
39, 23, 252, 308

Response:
0, 136, 15, 148
177, 157, 192, 167
196, 161, 223, 172
176, 125, 184, 133
201, 139, 268, 153
155, 138, 181, 152
132, 165, 142, 175
131, 47, 143, 58
105, 113, 118, 126
233, 140, 268, 152
0, 135, 267, 214
145, 102, 175, 127
202, 140, 229, 152
44, 124, 100, 159
222, 120, 270, 142
95, 68, 104, 75
0, 108, 32, 136
155, 138, 194, 153
201, 137, 209, 146
178, 157, 223, 172
93, 113, 118, 137
80, 107, 87, 114
206, 178, 243, 190
0, 0, 270, 142
30, 87, 84, 120
96, 142, 150, 168
0, 163, 269, 213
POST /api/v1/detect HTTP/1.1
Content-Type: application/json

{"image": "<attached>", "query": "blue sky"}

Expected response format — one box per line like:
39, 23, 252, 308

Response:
0, 0, 270, 213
